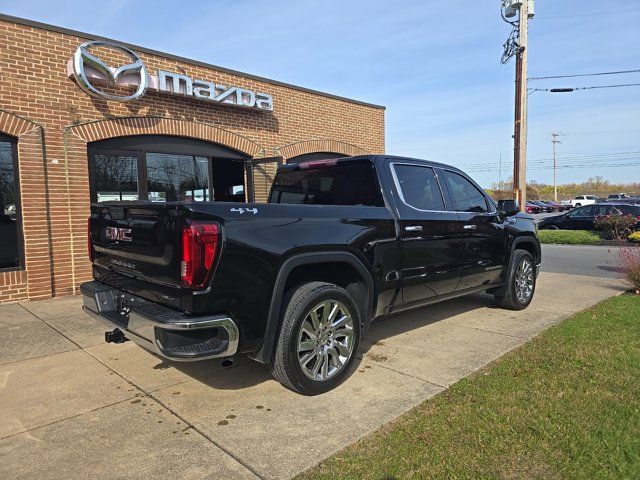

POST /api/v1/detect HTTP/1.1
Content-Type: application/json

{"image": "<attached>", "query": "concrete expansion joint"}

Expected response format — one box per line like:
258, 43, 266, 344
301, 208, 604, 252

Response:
81, 352, 264, 479
356, 355, 447, 389
82, 351, 265, 479
0, 397, 134, 441
13, 303, 264, 479
468, 326, 527, 340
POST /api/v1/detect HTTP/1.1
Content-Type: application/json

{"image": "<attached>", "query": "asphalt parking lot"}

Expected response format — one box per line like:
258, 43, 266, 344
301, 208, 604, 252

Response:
0, 245, 626, 480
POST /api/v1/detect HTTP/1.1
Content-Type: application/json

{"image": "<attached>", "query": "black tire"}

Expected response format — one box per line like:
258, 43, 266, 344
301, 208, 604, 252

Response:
574, 203, 581, 207
495, 249, 536, 310
270, 281, 361, 395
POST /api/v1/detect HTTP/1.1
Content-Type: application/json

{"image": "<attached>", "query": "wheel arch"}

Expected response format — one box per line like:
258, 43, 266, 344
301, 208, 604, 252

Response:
250, 251, 375, 364
490, 235, 541, 297
512, 236, 541, 265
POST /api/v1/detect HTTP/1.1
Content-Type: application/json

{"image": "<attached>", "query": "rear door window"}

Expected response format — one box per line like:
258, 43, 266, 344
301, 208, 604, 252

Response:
441, 170, 488, 213
593, 205, 610, 216
392, 164, 445, 211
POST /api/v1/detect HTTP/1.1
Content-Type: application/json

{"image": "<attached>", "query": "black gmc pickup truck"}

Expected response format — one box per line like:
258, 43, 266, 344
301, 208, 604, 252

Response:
82, 155, 540, 395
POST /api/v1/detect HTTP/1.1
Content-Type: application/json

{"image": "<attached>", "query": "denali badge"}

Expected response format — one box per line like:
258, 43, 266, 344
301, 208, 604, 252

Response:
111, 259, 136, 269
105, 227, 133, 242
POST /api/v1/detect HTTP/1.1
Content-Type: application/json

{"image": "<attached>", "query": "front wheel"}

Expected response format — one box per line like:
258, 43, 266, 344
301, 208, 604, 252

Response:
270, 282, 361, 395
495, 249, 536, 310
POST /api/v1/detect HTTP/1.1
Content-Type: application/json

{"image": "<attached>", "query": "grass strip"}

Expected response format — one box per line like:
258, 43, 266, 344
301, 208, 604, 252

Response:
300, 295, 640, 480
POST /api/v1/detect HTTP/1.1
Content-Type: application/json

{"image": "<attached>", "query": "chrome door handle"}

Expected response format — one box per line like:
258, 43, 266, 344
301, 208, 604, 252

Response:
405, 225, 423, 232
463, 224, 477, 231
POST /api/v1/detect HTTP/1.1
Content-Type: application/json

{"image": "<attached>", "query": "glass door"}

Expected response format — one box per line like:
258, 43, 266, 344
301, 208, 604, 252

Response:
245, 156, 283, 202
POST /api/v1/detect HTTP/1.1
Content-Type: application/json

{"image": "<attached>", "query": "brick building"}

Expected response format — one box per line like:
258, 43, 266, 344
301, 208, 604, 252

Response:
0, 14, 385, 303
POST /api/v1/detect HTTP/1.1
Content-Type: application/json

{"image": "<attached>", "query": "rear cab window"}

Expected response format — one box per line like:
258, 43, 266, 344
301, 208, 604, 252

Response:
269, 160, 384, 206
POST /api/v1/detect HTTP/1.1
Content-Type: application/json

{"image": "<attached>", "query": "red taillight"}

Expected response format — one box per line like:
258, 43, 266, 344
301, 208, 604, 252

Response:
87, 218, 94, 263
181, 221, 220, 288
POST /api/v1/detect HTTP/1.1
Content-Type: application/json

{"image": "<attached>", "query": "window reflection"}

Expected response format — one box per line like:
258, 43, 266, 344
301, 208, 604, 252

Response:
146, 153, 210, 202
0, 139, 21, 269
93, 154, 139, 202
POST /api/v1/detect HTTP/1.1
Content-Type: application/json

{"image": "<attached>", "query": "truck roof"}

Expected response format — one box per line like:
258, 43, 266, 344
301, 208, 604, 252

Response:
278, 155, 464, 174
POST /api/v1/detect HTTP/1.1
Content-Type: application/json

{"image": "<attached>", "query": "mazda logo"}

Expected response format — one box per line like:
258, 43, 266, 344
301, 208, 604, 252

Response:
72, 40, 148, 102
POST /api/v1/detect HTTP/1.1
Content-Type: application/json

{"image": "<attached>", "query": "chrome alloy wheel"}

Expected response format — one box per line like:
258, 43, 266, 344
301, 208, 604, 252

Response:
515, 257, 534, 303
297, 300, 355, 381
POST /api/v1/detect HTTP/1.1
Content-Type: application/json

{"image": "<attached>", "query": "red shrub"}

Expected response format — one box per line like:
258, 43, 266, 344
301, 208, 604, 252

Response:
618, 246, 640, 294
595, 214, 637, 240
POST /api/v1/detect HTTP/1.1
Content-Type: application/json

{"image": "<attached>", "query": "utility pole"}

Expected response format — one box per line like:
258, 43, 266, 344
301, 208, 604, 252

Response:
513, 0, 529, 210
498, 150, 503, 198
551, 132, 562, 201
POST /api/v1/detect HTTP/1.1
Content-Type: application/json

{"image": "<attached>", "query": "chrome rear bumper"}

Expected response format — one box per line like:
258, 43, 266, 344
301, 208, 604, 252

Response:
81, 281, 239, 361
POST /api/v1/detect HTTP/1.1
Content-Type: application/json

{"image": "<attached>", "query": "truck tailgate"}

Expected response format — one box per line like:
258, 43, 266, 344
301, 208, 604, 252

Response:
89, 203, 189, 308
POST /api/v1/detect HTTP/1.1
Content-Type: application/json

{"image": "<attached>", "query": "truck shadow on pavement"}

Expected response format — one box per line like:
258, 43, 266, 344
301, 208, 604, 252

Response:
159, 292, 496, 391
359, 292, 496, 354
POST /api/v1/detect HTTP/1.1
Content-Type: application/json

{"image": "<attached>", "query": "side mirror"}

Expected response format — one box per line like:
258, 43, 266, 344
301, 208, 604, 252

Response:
498, 199, 519, 217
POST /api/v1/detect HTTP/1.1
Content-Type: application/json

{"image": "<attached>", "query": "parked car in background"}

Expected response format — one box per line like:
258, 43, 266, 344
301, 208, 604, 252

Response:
525, 202, 542, 214
530, 200, 554, 213
607, 193, 630, 201
538, 203, 640, 231
542, 200, 566, 212
560, 200, 573, 209
570, 195, 599, 207
603, 196, 640, 205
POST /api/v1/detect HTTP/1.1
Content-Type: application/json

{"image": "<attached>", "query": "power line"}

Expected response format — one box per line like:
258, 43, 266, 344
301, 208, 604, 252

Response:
463, 162, 640, 173
534, 8, 640, 20
530, 83, 640, 93
459, 155, 640, 170
455, 152, 640, 169
529, 69, 640, 81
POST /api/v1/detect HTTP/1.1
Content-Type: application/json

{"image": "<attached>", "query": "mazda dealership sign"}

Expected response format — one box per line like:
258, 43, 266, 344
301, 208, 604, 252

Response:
68, 40, 274, 111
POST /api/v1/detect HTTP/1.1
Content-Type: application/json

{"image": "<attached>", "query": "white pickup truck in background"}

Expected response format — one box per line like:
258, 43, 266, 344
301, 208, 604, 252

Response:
570, 195, 600, 207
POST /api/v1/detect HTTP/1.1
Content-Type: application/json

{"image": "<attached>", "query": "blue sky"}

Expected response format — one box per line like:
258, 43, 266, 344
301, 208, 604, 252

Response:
1, 0, 639, 188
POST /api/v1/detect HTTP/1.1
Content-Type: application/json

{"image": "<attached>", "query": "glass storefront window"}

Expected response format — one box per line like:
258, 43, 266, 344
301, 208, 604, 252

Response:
88, 136, 250, 203
146, 153, 210, 202
93, 154, 139, 202
0, 135, 22, 269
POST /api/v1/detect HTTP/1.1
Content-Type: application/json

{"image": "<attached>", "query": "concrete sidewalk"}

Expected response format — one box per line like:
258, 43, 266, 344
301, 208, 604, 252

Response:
0, 271, 624, 480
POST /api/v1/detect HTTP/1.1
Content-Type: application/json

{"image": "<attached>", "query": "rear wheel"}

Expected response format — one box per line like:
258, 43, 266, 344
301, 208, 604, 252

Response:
574, 203, 581, 207
270, 282, 361, 395
495, 249, 536, 310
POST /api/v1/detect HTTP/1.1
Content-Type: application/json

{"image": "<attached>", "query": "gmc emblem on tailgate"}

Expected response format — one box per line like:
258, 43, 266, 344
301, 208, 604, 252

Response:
105, 227, 133, 242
